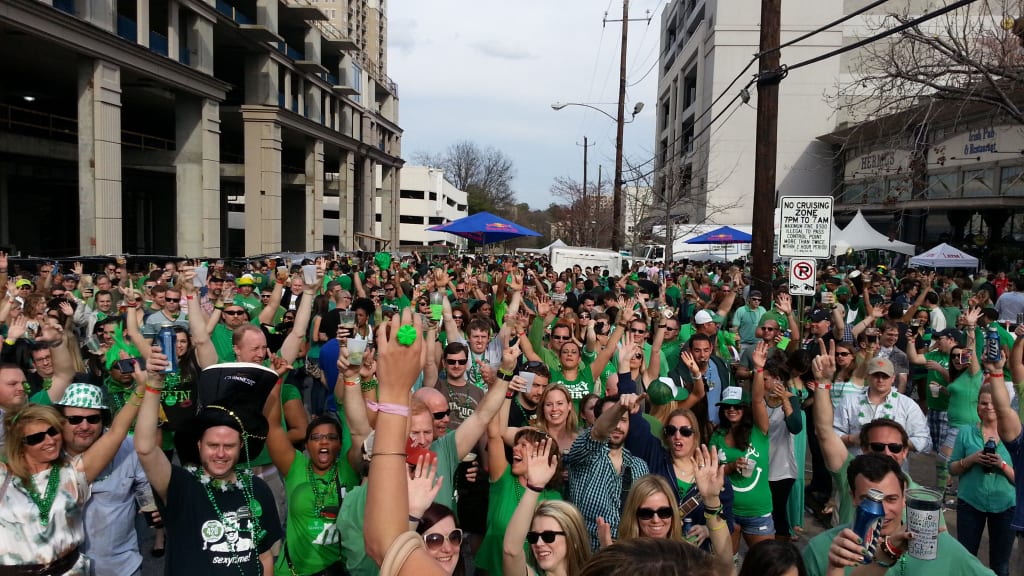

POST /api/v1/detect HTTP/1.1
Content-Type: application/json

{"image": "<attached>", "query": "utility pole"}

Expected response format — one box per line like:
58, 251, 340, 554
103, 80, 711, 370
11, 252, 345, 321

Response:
751, 0, 782, 297
578, 136, 596, 245
604, 1, 650, 252
596, 165, 603, 246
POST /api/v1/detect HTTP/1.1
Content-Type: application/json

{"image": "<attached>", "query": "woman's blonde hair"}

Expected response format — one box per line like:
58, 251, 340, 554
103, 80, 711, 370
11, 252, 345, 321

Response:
618, 474, 682, 541
526, 501, 592, 576
537, 384, 579, 432
2, 404, 66, 487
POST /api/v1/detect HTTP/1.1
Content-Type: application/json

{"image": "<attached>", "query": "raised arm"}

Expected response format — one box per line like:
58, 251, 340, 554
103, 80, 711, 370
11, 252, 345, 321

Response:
589, 321, 627, 381
645, 322, 666, 383
134, 352, 173, 500
258, 273, 286, 325
124, 299, 151, 362
987, 345, 1022, 442
963, 308, 981, 376
337, 347, 373, 471
750, 341, 770, 435
486, 408, 509, 482
453, 346, 515, 458
43, 320, 75, 404
503, 438, 558, 576
280, 263, 322, 364
262, 359, 297, 476
810, 343, 850, 472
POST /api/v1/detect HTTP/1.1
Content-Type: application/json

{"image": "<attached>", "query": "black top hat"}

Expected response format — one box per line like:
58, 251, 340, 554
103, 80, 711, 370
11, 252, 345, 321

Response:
173, 362, 279, 467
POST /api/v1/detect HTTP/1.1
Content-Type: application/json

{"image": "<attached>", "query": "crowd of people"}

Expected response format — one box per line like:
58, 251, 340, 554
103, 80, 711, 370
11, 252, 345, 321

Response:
0, 249, 1021, 575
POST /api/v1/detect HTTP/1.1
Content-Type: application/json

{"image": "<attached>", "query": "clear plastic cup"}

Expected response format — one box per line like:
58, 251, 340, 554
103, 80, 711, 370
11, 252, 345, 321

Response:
347, 338, 368, 365
741, 458, 757, 478
83, 335, 103, 355
340, 311, 356, 330
929, 383, 942, 398
430, 291, 444, 321
519, 371, 536, 394
302, 264, 318, 285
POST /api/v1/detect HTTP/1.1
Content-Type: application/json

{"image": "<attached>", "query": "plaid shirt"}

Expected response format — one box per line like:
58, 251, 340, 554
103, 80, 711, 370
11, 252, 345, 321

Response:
566, 428, 649, 550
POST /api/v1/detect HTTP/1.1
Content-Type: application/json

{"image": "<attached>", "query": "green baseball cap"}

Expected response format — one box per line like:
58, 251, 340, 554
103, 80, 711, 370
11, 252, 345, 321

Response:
647, 377, 690, 406
716, 386, 749, 406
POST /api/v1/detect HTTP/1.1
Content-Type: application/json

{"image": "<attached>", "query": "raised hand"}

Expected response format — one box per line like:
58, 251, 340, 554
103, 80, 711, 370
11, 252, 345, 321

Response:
525, 437, 558, 489
408, 454, 443, 518
964, 306, 983, 327
681, 349, 701, 375
693, 444, 725, 502
58, 301, 74, 318
375, 310, 424, 398
752, 340, 769, 369
617, 340, 638, 366
775, 292, 792, 315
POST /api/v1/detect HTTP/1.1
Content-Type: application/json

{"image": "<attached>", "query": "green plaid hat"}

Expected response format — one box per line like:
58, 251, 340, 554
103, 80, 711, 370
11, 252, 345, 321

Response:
56, 383, 108, 411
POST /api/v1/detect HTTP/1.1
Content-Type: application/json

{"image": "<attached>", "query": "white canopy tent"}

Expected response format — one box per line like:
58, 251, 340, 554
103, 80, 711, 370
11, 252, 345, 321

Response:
909, 243, 980, 268
832, 211, 916, 256
515, 238, 567, 255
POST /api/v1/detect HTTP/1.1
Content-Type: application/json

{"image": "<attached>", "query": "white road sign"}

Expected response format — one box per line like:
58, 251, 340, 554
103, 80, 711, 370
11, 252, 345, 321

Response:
789, 258, 817, 296
779, 196, 834, 258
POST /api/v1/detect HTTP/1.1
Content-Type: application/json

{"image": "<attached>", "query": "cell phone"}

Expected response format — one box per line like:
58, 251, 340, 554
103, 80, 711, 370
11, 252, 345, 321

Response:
115, 358, 138, 373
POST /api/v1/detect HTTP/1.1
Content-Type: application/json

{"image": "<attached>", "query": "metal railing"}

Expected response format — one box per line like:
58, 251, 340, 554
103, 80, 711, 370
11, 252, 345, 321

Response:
0, 103, 175, 151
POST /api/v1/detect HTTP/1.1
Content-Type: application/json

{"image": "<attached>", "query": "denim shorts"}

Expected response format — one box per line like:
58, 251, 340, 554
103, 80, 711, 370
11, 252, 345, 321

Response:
735, 513, 775, 536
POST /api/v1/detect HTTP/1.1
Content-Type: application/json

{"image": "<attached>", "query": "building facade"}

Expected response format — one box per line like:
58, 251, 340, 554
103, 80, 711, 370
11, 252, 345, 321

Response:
0, 0, 401, 257
384, 165, 467, 249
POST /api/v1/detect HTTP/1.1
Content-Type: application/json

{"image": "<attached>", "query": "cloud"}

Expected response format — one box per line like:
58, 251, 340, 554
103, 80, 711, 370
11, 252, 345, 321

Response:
388, 17, 419, 54
470, 40, 534, 61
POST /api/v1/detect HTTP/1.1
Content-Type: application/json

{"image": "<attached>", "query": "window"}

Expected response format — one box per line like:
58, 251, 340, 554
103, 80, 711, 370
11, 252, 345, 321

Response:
887, 177, 911, 201
429, 192, 437, 200
400, 215, 424, 224
428, 217, 444, 225
1001, 166, 1024, 196
400, 189, 425, 199
324, 210, 340, 219
841, 183, 864, 204
376, 214, 382, 222
926, 173, 957, 199
963, 169, 994, 198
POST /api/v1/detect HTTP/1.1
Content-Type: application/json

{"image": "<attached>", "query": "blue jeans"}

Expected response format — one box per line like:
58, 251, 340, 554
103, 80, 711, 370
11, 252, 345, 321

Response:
956, 500, 1015, 576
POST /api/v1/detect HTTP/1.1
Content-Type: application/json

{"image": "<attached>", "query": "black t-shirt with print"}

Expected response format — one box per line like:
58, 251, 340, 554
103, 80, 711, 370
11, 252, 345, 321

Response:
156, 465, 282, 576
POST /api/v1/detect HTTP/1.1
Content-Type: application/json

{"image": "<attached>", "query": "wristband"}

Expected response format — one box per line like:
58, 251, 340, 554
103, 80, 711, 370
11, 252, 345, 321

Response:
145, 384, 164, 394
134, 388, 146, 399
498, 370, 514, 382
360, 378, 378, 392
408, 515, 422, 524
186, 295, 195, 300
344, 380, 359, 387
708, 519, 727, 531
525, 483, 544, 493
3, 338, 14, 346
214, 304, 224, 310
755, 368, 764, 373
506, 390, 515, 399
366, 401, 410, 417
371, 452, 408, 458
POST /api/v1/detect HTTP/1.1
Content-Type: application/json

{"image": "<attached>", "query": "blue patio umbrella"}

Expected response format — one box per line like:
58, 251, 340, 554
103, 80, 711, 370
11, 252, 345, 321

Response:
427, 211, 542, 245
684, 226, 752, 244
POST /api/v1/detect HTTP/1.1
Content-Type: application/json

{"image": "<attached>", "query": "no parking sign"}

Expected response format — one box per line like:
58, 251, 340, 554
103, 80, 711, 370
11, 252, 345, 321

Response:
789, 258, 816, 296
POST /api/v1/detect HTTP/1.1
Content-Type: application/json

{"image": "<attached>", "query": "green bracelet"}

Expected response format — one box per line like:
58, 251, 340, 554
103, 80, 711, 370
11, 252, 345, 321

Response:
361, 378, 378, 392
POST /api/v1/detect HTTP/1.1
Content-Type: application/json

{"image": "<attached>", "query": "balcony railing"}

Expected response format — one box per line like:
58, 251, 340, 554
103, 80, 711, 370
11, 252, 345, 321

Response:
215, 0, 254, 25
0, 103, 175, 151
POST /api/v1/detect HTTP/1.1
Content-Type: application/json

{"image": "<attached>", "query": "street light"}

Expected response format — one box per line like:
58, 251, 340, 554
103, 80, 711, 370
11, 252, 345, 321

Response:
551, 100, 644, 250
551, 101, 644, 123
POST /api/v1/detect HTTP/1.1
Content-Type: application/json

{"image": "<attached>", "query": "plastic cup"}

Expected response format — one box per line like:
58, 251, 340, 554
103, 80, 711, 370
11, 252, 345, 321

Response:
906, 488, 942, 560
430, 291, 444, 321
347, 338, 368, 365
519, 371, 536, 394
929, 383, 942, 398
83, 335, 102, 355
193, 265, 208, 288
301, 264, 318, 285
340, 311, 356, 330
741, 458, 756, 478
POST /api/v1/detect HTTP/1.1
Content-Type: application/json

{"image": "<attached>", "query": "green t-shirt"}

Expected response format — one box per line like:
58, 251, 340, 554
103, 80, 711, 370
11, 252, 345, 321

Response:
550, 367, 595, 411
946, 371, 983, 428
950, 424, 1015, 513
211, 318, 262, 362
274, 451, 360, 575
251, 384, 301, 467
709, 426, 772, 517
924, 350, 950, 411
831, 453, 946, 529
802, 525, 992, 576
233, 293, 263, 317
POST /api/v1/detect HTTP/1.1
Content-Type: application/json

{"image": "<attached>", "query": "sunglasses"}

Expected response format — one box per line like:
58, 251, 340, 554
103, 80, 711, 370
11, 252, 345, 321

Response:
663, 425, 694, 438
423, 529, 463, 551
636, 507, 674, 521
165, 297, 182, 302
66, 415, 103, 425
524, 360, 545, 371
836, 352, 852, 357
868, 442, 905, 454
222, 310, 246, 316
762, 326, 777, 332
453, 315, 464, 320
551, 335, 571, 341
261, 294, 272, 299
633, 353, 644, 360
445, 358, 468, 366
432, 409, 451, 420
526, 530, 566, 544
309, 433, 340, 442
24, 426, 60, 446
629, 328, 647, 334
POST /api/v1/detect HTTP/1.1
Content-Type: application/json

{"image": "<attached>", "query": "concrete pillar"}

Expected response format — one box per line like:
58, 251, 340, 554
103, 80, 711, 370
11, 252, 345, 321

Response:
0, 163, 8, 246
245, 54, 278, 106
243, 118, 282, 254
305, 139, 325, 250
283, 70, 292, 111
305, 85, 321, 124
361, 157, 375, 250
378, 165, 394, 249
256, 0, 278, 34
175, 95, 221, 256
187, 11, 214, 74
137, 0, 150, 47
167, 0, 179, 62
296, 78, 305, 117
338, 150, 355, 250
75, 0, 115, 33
77, 59, 122, 255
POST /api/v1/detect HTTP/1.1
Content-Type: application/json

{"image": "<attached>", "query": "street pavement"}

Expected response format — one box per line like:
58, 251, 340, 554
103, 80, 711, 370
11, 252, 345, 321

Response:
136, 450, 993, 575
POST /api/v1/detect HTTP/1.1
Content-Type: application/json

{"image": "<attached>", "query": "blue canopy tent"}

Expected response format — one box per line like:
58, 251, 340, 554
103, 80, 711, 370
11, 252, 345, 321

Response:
427, 211, 541, 245
684, 226, 752, 261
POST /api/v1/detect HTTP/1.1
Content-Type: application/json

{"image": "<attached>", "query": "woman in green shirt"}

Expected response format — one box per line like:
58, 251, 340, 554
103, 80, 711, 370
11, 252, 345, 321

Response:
949, 384, 1016, 576
709, 341, 773, 551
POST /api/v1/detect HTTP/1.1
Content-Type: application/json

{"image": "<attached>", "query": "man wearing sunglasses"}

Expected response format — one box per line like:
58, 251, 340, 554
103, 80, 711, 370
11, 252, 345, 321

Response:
811, 354, 941, 528
56, 383, 151, 576
431, 342, 483, 431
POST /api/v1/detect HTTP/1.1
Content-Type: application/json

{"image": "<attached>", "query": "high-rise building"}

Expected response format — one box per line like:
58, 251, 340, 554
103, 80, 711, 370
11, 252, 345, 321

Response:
0, 0, 401, 256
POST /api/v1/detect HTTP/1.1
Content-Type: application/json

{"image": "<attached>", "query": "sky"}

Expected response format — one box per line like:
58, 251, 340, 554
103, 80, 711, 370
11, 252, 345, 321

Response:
387, 0, 664, 210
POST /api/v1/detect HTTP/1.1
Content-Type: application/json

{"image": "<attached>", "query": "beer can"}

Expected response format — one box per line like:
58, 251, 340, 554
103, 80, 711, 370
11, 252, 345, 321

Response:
158, 324, 178, 374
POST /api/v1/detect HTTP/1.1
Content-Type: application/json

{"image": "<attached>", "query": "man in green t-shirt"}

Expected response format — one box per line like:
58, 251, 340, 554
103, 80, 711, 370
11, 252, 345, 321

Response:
906, 327, 957, 490
802, 453, 990, 576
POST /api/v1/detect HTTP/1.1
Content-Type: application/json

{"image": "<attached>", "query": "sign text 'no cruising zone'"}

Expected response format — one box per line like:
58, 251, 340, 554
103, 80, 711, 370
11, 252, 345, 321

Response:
778, 196, 834, 259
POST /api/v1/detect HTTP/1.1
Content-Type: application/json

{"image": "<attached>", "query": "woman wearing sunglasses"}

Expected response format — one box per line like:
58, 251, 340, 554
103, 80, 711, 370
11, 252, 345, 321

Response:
416, 503, 465, 576
0, 355, 155, 575
502, 438, 591, 576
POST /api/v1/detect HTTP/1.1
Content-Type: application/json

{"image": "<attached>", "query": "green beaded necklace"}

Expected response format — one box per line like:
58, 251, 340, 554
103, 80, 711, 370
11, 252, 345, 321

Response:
306, 460, 339, 517
21, 464, 62, 527
192, 466, 267, 575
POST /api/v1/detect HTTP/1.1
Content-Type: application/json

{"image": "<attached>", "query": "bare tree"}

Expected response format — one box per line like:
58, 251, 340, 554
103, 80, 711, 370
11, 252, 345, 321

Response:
549, 176, 613, 247
835, 0, 1024, 125
414, 141, 517, 214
